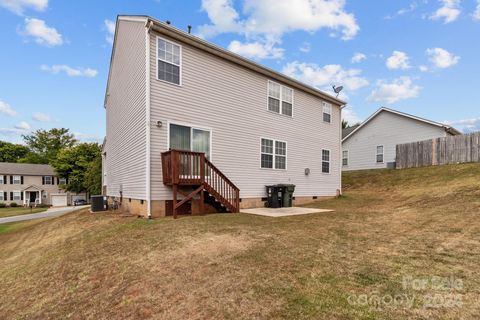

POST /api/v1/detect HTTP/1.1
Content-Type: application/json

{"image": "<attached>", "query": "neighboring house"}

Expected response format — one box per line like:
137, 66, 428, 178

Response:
341, 107, 460, 171
103, 15, 345, 218
0, 163, 86, 207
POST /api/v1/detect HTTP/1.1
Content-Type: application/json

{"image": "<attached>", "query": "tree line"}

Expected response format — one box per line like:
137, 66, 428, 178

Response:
0, 128, 102, 196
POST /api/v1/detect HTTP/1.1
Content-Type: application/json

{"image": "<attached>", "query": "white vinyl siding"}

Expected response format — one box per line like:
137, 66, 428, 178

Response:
323, 102, 332, 123
105, 20, 147, 199
342, 110, 450, 171
268, 81, 293, 116
342, 150, 348, 166
157, 37, 181, 85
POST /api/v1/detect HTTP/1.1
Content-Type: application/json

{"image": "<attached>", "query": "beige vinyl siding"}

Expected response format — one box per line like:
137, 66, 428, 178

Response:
149, 32, 341, 200
105, 20, 147, 199
342, 111, 448, 171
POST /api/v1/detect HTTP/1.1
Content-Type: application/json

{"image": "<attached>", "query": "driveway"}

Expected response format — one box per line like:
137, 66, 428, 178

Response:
0, 205, 90, 224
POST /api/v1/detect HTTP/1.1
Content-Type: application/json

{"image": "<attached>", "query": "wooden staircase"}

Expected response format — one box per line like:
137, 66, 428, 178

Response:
161, 150, 240, 218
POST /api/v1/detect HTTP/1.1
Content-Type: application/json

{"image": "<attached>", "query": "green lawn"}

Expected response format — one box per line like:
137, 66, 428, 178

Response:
0, 206, 47, 218
0, 163, 479, 319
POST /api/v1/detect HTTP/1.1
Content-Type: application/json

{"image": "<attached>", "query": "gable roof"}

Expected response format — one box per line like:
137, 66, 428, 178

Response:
342, 107, 461, 142
342, 124, 360, 139
0, 163, 55, 176
104, 15, 346, 108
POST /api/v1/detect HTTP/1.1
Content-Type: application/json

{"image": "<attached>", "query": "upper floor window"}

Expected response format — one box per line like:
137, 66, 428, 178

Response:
59, 177, 67, 185
376, 145, 384, 163
323, 102, 332, 123
322, 149, 330, 173
261, 138, 287, 170
44, 176, 53, 185
157, 37, 181, 85
342, 150, 349, 166
13, 175, 21, 184
268, 81, 293, 116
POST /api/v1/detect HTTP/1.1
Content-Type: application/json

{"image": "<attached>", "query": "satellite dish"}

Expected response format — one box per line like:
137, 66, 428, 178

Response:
332, 85, 343, 98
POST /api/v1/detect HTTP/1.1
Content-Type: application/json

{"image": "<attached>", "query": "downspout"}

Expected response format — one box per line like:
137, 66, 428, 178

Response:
145, 20, 153, 218
339, 104, 347, 196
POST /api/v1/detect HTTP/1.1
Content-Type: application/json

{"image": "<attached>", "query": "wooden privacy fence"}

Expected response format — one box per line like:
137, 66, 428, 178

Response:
396, 132, 480, 169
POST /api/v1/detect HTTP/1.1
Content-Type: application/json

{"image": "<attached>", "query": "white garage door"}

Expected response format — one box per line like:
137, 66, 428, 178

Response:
51, 195, 68, 207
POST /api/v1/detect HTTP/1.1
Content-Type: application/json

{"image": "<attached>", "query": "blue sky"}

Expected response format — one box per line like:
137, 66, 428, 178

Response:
1, 0, 479, 144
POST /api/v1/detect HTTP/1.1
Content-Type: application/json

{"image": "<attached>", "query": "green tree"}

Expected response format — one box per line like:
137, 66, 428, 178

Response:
21, 128, 77, 164
0, 141, 30, 162
342, 119, 349, 129
51, 143, 101, 195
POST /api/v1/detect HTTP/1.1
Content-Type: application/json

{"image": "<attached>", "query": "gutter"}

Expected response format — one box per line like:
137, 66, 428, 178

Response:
145, 20, 153, 219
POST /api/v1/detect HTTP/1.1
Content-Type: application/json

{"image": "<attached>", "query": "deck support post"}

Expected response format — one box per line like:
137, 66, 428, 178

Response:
172, 184, 178, 219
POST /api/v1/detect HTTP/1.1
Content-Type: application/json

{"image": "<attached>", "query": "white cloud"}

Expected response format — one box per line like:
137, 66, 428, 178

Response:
282, 61, 369, 92
0, 128, 25, 136
351, 52, 366, 63
74, 132, 103, 143
342, 105, 362, 125
104, 19, 115, 44
385, 1, 418, 19
0, 100, 17, 117
386, 51, 410, 70
419, 65, 429, 72
444, 117, 480, 133
430, 0, 461, 23
474, 0, 480, 20
23, 18, 63, 46
40, 64, 98, 77
426, 47, 459, 68
228, 40, 284, 59
299, 42, 311, 53
14, 121, 30, 130
32, 112, 51, 122
367, 77, 421, 104
0, 0, 48, 15
198, 0, 359, 60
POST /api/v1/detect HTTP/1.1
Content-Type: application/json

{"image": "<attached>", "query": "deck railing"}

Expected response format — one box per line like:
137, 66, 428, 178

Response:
161, 150, 240, 213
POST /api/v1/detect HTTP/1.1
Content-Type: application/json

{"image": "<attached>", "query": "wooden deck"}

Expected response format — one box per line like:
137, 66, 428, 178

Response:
161, 150, 240, 218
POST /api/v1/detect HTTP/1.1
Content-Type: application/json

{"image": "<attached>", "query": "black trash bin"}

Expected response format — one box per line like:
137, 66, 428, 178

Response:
280, 184, 295, 207
91, 195, 107, 212
265, 185, 284, 208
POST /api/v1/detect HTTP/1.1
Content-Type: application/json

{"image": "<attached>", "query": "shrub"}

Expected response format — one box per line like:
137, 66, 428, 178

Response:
9, 202, 19, 208
0, 202, 6, 208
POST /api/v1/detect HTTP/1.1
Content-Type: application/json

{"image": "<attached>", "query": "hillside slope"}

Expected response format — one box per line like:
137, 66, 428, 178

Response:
1, 164, 479, 319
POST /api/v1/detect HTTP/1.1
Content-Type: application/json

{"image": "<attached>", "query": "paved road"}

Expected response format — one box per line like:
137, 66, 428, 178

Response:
0, 205, 90, 224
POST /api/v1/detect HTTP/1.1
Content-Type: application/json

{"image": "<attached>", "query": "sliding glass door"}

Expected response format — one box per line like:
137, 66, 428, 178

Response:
169, 123, 211, 159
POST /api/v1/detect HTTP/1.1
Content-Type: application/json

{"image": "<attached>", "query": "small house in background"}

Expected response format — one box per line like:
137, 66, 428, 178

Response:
342, 107, 460, 171
0, 163, 86, 207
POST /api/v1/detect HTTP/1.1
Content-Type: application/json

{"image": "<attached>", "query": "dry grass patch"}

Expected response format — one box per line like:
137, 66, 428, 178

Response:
1, 163, 480, 319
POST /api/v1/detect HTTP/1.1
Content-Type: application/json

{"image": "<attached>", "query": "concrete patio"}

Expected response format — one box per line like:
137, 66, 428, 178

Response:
241, 207, 334, 217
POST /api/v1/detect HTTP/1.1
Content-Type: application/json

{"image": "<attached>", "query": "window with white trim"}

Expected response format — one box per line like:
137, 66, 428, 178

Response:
268, 81, 293, 116
157, 38, 181, 85
322, 149, 330, 173
13, 191, 21, 201
323, 102, 332, 123
0, 176, 3, 184
376, 145, 384, 163
261, 138, 287, 169
44, 176, 52, 185
0, 191, 4, 201
13, 175, 21, 184
59, 177, 67, 185
342, 150, 348, 166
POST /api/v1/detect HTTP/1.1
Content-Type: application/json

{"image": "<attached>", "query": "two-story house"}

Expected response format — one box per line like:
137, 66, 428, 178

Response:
0, 162, 85, 207
103, 15, 345, 218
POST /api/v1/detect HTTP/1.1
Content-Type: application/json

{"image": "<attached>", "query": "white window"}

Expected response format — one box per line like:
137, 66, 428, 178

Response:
261, 138, 287, 170
322, 149, 330, 173
268, 81, 293, 116
0, 176, 3, 184
342, 150, 349, 166
0, 191, 4, 201
13, 191, 21, 201
13, 175, 21, 184
157, 37, 181, 85
376, 145, 384, 163
323, 102, 332, 123
59, 177, 67, 185
44, 176, 52, 185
